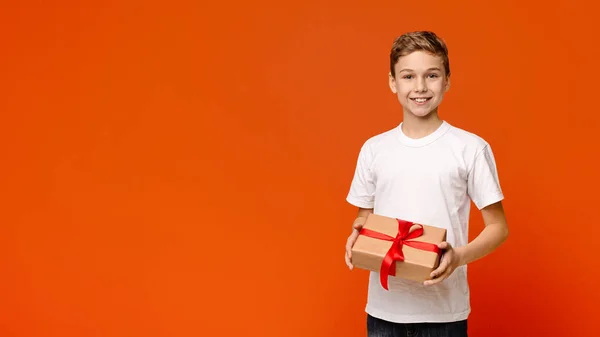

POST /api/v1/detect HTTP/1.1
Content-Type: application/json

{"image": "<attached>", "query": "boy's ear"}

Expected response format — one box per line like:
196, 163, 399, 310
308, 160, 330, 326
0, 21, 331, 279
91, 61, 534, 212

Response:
445, 76, 451, 92
388, 72, 397, 94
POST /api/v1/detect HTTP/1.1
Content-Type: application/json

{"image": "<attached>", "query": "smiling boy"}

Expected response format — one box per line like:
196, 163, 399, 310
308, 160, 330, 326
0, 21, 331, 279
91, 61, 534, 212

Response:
344, 31, 509, 337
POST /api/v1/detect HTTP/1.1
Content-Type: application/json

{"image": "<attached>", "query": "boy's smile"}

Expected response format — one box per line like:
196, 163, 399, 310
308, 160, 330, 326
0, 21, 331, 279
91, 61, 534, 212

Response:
410, 97, 433, 105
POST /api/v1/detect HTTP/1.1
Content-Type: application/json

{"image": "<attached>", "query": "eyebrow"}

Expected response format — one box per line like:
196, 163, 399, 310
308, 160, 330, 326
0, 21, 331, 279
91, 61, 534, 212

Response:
399, 67, 442, 73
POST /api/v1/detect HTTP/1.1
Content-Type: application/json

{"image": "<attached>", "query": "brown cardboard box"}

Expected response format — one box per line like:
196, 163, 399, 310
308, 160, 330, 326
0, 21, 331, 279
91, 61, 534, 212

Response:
351, 213, 447, 285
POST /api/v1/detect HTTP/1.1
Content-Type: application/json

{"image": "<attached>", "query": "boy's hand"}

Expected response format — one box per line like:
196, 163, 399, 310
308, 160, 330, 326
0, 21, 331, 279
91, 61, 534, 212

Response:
345, 221, 365, 270
424, 242, 464, 286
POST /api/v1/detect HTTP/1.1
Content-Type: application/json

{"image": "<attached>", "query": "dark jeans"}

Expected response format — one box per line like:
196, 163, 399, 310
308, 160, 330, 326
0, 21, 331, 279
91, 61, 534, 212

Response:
367, 314, 468, 337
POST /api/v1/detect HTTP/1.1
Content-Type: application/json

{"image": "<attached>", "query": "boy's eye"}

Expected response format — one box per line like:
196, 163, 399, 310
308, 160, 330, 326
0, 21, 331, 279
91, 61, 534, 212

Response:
402, 74, 439, 79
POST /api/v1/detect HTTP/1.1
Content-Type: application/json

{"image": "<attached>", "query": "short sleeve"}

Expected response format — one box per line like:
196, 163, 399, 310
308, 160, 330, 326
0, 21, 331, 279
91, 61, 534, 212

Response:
467, 144, 504, 210
346, 143, 376, 209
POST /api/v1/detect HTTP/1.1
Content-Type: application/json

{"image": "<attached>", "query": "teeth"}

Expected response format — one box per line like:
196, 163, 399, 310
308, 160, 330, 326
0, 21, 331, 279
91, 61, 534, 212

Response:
414, 98, 427, 103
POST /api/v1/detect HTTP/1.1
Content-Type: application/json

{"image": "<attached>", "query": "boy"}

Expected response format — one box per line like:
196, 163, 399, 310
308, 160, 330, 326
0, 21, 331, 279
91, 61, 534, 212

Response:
344, 31, 509, 337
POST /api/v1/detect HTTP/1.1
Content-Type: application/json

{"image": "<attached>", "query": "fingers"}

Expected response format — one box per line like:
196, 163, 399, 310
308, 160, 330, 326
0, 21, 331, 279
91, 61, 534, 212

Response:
347, 230, 359, 249
429, 255, 449, 279
426, 241, 453, 280
438, 241, 452, 250
345, 231, 359, 270
345, 251, 353, 270
345, 223, 364, 270
425, 249, 455, 286
424, 267, 452, 286
345, 239, 352, 269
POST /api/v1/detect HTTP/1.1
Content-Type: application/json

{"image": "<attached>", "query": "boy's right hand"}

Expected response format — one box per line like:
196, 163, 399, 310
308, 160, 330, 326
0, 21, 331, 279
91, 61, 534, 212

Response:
345, 221, 365, 270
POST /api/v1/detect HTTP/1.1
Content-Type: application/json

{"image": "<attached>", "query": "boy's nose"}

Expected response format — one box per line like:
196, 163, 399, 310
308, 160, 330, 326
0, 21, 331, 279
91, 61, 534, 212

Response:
414, 79, 427, 92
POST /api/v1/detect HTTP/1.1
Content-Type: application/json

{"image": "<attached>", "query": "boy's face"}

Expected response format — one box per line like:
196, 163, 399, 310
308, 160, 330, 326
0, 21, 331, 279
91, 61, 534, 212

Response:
389, 51, 450, 118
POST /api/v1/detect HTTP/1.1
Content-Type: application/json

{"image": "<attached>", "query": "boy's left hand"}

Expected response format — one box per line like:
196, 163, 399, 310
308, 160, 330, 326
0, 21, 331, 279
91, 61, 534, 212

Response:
424, 242, 463, 286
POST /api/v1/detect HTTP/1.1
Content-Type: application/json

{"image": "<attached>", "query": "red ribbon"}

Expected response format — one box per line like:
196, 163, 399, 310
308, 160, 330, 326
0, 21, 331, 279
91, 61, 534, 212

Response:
359, 219, 441, 290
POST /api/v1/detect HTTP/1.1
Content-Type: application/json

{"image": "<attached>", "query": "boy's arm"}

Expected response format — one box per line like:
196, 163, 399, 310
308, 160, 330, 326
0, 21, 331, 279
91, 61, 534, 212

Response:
455, 201, 508, 266
425, 201, 508, 285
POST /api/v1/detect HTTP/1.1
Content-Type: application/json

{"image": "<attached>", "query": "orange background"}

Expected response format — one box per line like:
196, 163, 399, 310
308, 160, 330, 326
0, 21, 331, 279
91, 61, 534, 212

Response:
1, 1, 599, 336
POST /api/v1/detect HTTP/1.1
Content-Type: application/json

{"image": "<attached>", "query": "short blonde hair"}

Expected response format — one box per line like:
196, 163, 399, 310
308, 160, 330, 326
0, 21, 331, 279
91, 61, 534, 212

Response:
390, 31, 450, 78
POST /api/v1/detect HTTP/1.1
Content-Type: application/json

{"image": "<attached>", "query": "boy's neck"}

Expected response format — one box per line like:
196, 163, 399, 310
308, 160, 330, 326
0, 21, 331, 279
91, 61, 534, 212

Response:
401, 109, 443, 139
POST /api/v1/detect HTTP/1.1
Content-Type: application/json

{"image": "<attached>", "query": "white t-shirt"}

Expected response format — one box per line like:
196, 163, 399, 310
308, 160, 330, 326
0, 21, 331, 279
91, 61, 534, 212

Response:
346, 120, 504, 323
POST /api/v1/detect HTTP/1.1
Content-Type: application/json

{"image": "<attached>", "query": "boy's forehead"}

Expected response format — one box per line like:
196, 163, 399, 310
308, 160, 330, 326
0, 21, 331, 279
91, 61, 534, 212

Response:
395, 51, 444, 70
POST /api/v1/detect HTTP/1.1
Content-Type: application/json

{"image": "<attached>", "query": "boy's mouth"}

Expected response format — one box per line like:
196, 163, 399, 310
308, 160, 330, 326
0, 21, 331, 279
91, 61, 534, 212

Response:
410, 97, 432, 104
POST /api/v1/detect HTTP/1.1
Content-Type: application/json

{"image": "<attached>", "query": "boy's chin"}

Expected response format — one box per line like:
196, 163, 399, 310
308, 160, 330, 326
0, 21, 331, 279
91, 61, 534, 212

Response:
405, 108, 436, 118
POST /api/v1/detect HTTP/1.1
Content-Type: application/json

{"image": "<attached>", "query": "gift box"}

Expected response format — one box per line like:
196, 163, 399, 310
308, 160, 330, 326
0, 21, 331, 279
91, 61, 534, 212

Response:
351, 213, 447, 289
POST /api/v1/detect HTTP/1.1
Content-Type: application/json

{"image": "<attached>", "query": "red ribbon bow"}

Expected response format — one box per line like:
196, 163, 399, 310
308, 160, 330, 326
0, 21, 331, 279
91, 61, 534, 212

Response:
359, 219, 441, 290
